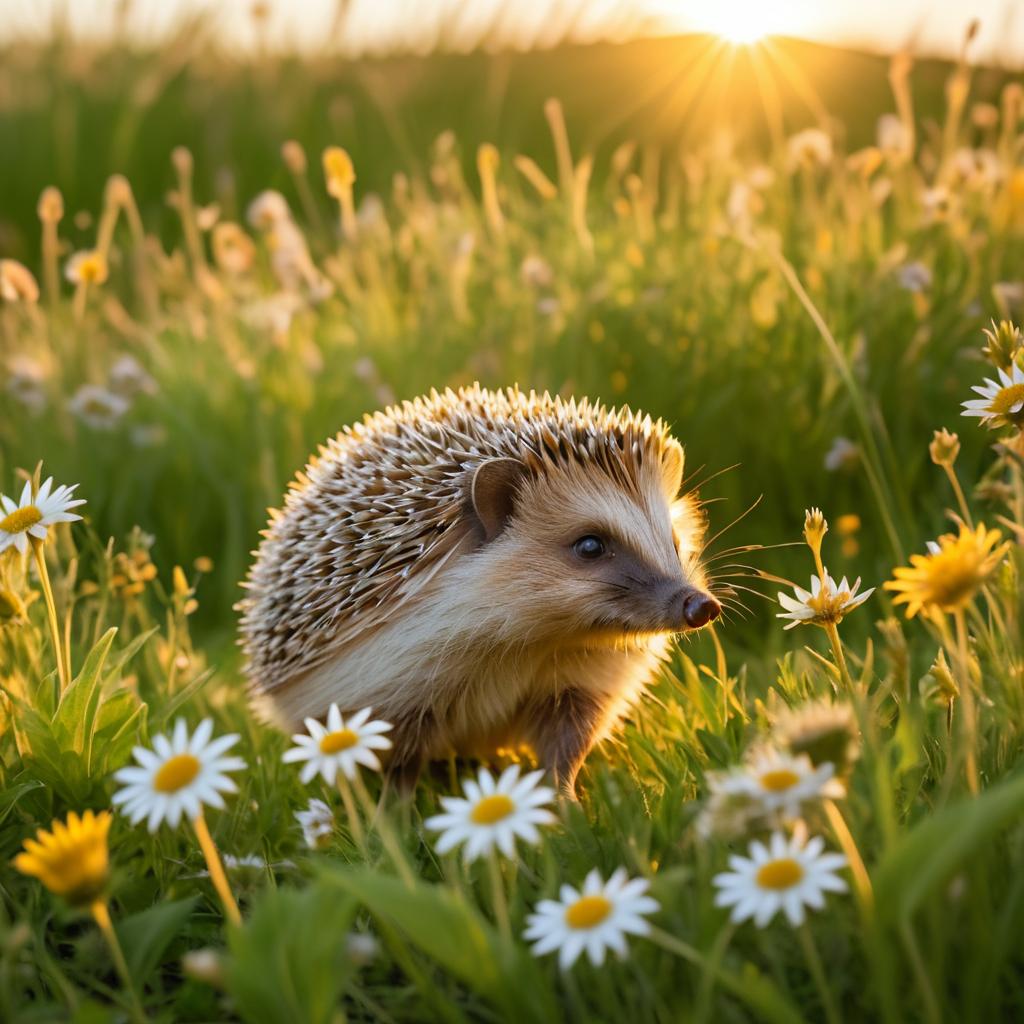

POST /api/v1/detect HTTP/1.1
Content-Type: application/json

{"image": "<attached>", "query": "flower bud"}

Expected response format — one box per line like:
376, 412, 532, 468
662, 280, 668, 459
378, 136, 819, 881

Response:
281, 139, 307, 175
981, 319, 1021, 370
919, 648, 958, 707
0, 588, 27, 624
803, 507, 828, 560
323, 146, 355, 193
182, 948, 225, 987
929, 428, 960, 467
37, 186, 64, 224
172, 146, 194, 178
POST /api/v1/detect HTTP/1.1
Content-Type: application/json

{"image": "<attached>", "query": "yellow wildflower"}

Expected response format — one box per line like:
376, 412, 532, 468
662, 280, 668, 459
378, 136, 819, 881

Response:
884, 523, 1010, 617
322, 146, 355, 197
14, 810, 111, 907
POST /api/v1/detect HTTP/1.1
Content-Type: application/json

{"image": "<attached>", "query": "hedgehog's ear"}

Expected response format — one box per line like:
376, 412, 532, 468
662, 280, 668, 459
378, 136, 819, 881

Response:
471, 458, 527, 542
661, 441, 684, 498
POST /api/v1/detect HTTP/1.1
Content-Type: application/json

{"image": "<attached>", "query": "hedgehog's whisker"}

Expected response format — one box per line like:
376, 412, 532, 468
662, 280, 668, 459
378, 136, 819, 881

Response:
714, 581, 771, 604
699, 494, 763, 554
701, 540, 803, 564
681, 461, 741, 495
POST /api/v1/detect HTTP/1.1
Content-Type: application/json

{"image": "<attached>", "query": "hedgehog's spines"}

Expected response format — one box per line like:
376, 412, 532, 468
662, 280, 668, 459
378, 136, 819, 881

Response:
240, 385, 681, 689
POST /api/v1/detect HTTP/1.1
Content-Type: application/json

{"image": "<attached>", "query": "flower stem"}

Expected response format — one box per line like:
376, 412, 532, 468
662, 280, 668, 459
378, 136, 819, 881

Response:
486, 851, 511, 941
942, 464, 974, 529
336, 773, 367, 853
72, 282, 89, 324
351, 771, 416, 887
952, 609, 980, 796
694, 922, 734, 1024
797, 924, 841, 1024
823, 799, 874, 914
31, 537, 69, 694
899, 917, 942, 1024
91, 899, 147, 1024
192, 813, 242, 926
824, 622, 854, 692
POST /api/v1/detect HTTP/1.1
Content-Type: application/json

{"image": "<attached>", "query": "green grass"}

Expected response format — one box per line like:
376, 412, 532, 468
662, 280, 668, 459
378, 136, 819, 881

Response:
2, 27, 1024, 1023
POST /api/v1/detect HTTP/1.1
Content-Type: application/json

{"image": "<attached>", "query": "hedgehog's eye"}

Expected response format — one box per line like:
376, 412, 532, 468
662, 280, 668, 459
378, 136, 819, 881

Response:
572, 535, 606, 560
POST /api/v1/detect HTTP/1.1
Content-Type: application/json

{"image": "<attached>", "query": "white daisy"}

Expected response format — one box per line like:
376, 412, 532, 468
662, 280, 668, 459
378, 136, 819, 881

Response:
776, 571, 873, 630
0, 477, 86, 555
295, 797, 335, 849
524, 868, 659, 969
112, 718, 246, 832
786, 128, 832, 169
713, 827, 848, 928
246, 190, 291, 231
424, 764, 556, 862
109, 354, 157, 397
709, 749, 845, 817
68, 384, 130, 430
222, 854, 267, 871
961, 362, 1024, 429
282, 705, 393, 785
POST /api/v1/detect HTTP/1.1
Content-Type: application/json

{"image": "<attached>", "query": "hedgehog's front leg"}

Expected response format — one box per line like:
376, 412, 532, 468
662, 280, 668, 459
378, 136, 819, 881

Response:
528, 689, 606, 798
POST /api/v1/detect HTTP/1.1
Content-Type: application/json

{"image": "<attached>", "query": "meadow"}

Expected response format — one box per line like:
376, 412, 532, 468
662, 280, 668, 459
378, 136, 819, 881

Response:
1, 22, 1024, 1023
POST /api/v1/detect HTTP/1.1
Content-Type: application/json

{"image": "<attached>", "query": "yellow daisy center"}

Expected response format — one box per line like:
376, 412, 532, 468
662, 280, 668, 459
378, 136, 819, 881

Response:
759, 769, 801, 792
565, 894, 613, 930
470, 794, 515, 825
153, 753, 201, 793
320, 728, 359, 754
756, 858, 804, 890
0, 505, 42, 534
77, 254, 107, 283
991, 383, 1024, 416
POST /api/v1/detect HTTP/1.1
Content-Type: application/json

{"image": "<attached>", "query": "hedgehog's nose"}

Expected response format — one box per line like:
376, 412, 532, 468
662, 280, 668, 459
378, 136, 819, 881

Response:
682, 591, 721, 629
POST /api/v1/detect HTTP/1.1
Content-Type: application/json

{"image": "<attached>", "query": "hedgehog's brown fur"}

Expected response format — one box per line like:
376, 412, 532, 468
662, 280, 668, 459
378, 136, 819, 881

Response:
239, 383, 718, 792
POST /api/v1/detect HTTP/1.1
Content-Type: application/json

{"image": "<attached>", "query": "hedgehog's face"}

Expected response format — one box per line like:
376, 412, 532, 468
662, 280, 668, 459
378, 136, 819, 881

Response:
469, 444, 720, 644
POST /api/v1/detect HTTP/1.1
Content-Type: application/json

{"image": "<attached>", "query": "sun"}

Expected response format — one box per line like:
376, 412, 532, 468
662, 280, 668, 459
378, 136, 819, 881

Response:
684, 0, 802, 46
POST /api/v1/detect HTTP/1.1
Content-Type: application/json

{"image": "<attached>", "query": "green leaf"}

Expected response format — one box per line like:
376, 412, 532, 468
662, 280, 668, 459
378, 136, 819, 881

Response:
104, 626, 158, 678
151, 668, 215, 730
873, 772, 1024, 922
116, 896, 197, 987
320, 865, 557, 1022
696, 727, 732, 768
0, 779, 45, 825
96, 697, 148, 773
225, 882, 356, 1024
54, 628, 117, 755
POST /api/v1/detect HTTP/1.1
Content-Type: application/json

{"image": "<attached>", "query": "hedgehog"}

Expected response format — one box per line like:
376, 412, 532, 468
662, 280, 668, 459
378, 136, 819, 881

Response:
239, 384, 721, 794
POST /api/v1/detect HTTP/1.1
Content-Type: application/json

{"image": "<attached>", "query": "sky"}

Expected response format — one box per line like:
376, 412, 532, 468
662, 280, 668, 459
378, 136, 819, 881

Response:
3, 0, 1021, 66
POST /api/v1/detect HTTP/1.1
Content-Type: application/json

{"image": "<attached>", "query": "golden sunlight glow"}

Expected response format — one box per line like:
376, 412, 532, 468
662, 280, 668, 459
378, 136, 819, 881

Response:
686, 0, 804, 46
